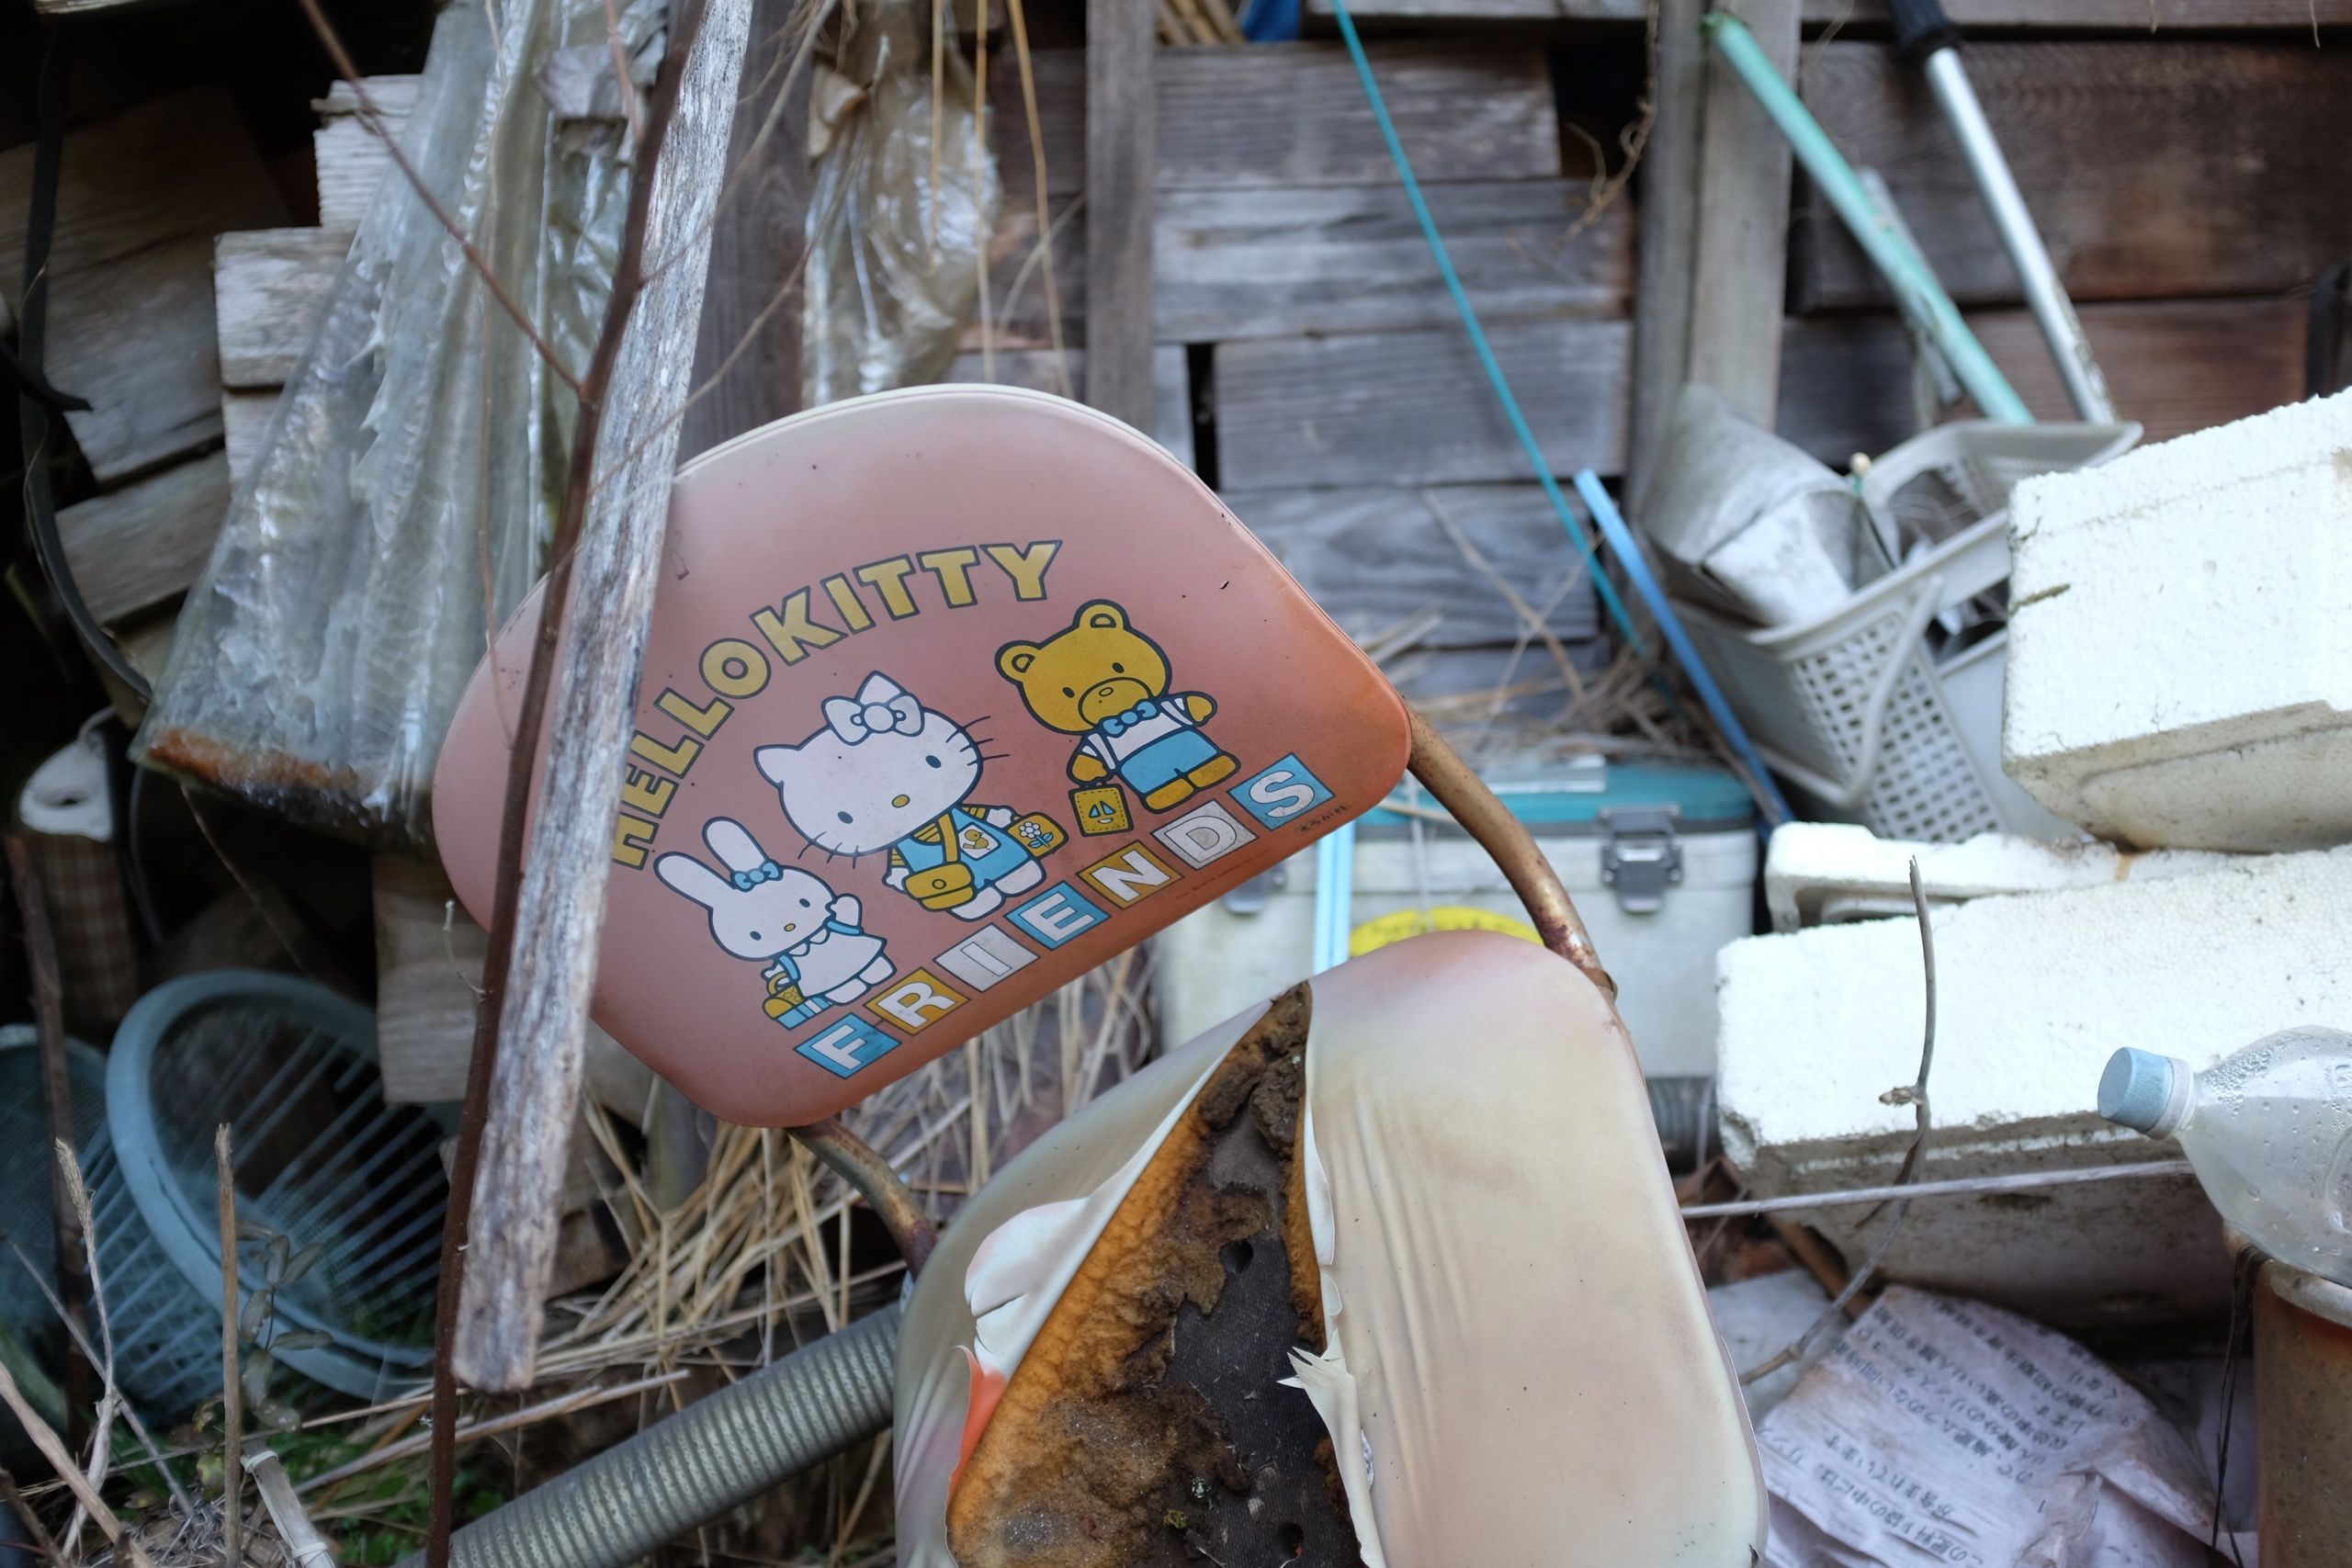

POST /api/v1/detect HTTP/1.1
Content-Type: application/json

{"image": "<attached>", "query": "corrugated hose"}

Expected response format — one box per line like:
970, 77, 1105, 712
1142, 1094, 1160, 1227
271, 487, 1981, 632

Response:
400, 1303, 900, 1568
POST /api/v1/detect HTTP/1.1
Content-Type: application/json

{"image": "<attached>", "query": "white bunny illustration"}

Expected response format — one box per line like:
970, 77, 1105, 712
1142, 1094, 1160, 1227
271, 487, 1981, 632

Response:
655, 818, 895, 1029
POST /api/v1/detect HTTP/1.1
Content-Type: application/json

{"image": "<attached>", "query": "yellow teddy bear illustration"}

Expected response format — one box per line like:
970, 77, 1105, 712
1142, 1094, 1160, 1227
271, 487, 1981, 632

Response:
997, 600, 1239, 813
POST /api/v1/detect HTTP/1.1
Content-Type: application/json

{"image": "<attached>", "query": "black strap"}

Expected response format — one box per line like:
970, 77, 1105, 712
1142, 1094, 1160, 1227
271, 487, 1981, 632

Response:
17, 26, 154, 701
2306, 263, 2351, 400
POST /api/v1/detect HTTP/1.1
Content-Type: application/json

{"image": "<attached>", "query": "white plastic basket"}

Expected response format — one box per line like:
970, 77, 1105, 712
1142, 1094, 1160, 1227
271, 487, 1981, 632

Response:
1676, 422, 2138, 841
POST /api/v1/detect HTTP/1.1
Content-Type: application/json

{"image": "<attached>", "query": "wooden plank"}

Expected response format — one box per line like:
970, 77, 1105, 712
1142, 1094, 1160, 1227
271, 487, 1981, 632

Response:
1157, 41, 1560, 190
1687, 0, 1799, 427
1627, 0, 1709, 511
1777, 296, 2307, 465
55, 450, 228, 624
311, 76, 420, 230
1214, 319, 1632, 490
1223, 485, 1600, 649
213, 229, 352, 389
372, 857, 655, 1117
0, 86, 286, 285
1154, 182, 1632, 343
1794, 41, 2352, 311
48, 234, 224, 482
1085, 0, 1159, 428
680, 1, 809, 460
939, 344, 1194, 468
995, 43, 1559, 208
458, 0, 757, 1389
220, 390, 276, 492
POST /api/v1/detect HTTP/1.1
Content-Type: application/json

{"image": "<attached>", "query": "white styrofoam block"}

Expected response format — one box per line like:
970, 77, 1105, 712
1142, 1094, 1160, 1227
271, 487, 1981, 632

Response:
1761, 822, 2235, 931
2004, 390, 2352, 852
1717, 843, 2352, 1324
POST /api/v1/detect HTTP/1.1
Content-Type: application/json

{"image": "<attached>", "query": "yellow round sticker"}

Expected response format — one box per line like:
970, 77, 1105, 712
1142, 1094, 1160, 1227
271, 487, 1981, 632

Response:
1348, 905, 1542, 957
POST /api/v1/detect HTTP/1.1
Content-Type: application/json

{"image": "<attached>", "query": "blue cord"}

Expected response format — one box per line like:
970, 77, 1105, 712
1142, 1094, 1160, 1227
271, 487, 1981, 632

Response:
1329, 0, 1647, 660
1573, 473, 1795, 827
1333, 0, 1792, 828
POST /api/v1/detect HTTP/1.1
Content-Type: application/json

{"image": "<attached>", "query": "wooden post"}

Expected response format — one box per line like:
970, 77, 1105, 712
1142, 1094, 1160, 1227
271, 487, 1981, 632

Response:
678, 0, 811, 461
1626, 0, 1708, 514
1687, 0, 1799, 428
1083, 0, 1156, 428
453, 0, 759, 1392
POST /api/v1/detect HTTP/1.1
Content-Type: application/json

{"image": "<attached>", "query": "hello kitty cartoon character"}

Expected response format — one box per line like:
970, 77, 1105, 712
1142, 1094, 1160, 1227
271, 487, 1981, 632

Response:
755, 672, 1066, 920
656, 818, 895, 1029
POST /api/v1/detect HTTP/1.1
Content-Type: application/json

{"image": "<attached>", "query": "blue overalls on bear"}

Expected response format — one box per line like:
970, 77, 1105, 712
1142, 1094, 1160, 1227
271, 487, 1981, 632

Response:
1091, 700, 1217, 795
895, 807, 1034, 891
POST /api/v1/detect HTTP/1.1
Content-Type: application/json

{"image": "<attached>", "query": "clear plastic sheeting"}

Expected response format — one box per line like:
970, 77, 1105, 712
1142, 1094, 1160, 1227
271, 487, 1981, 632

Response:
133, 0, 663, 851
801, 0, 1000, 407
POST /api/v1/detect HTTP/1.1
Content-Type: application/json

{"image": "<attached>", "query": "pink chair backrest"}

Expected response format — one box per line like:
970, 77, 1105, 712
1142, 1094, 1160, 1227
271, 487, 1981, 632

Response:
433, 386, 1410, 1125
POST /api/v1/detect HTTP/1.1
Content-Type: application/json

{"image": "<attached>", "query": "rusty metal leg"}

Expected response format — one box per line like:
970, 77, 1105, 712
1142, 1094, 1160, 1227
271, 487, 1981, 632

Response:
2255, 1261, 2352, 1564
1404, 708, 1617, 1001
789, 1116, 938, 1278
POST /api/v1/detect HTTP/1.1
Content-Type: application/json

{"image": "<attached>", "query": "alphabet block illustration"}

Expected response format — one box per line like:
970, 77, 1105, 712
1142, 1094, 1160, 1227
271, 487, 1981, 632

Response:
757, 672, 1067, 920
997, 601, 1239, 813
655, 818, 895, 1030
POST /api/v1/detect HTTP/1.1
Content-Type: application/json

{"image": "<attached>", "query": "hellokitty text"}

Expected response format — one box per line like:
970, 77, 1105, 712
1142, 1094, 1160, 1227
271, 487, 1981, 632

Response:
608, 539, 1062, 870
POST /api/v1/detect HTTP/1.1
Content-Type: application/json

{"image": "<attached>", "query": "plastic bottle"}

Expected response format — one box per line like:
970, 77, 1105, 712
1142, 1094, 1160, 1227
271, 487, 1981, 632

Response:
2098, 1027, 2352, 1287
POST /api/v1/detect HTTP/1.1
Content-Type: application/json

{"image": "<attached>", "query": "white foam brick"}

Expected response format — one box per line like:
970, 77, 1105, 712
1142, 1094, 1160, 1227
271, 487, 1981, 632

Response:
2004, 389, 2352, 852
1717, 843, 2352, 1324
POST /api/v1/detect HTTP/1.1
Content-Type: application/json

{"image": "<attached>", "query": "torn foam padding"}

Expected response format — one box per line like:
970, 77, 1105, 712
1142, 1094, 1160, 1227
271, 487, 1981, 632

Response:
948, 985, 1359, 1566
892, 931, 1767, 1566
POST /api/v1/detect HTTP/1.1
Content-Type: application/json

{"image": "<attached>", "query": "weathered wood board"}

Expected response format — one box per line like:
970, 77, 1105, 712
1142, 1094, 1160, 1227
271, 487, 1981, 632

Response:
1223, 485, 1600, 649
975, 180, 1631, 351
681, 1, 809, 461
220, 390, 277, 491
214, 229, 353, 388
55, 448, 229, 623
1795, 41, 2352, 311
1156, 182, 1631, 342
0, 87, 287, 481
1085, 0, 1160, 429
1689, 0, 1799, 429
373, 856, 656, 1115
993, 42, 1559, 209
45, 233, 228, 480
938, 344, 1194, 468
1778, 296, 2307, 463
1214, 318, 1632, 490
0, 87, 285, 284
312, 76, 421, 230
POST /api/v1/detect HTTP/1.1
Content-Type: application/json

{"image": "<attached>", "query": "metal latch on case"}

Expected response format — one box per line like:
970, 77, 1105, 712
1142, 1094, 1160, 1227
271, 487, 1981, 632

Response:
1600, 805, 1682, 914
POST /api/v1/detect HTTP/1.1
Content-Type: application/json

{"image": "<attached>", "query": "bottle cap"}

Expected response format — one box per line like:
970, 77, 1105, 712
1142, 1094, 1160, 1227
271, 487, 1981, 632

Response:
2098, 1048, 2188, 1137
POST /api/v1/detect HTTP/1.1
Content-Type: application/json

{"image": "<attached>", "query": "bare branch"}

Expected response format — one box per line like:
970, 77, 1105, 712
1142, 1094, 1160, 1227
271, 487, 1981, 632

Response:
1740, 858, 1936, 1386
217, 1124, 244, 1568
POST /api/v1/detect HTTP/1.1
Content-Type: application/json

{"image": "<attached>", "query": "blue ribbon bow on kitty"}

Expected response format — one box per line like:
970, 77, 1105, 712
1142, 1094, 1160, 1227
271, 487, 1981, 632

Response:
732, 859, 785, 891
1099, 699, 1163, 738
822, 687, 923, 744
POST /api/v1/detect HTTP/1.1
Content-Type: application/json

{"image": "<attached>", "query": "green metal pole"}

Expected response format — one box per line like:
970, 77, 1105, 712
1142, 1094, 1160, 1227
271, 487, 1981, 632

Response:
1702, 11, 2032, 424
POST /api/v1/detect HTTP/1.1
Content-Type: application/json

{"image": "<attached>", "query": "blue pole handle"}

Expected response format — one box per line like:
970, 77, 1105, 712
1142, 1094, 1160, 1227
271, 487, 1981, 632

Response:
1572, 472, 1795, 829
1702, 12, 2030, 424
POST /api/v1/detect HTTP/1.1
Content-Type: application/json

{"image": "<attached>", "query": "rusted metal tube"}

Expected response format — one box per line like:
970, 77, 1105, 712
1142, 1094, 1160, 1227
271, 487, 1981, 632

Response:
1404, 708, 1616, 1000
2255, 1259, 2352, 1564
788, 1115, 938, 1277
